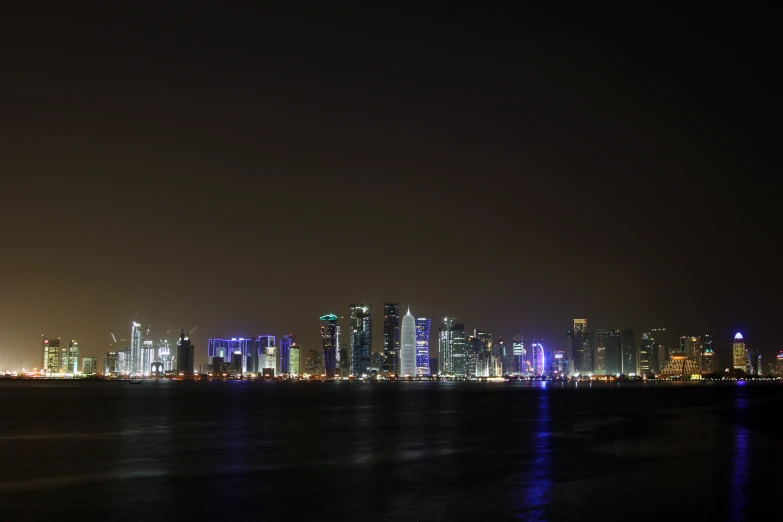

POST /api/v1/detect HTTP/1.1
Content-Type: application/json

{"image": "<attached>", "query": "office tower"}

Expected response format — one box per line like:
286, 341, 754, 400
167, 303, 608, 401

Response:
531, 341, 545, 376
305, 349, 323, 376
103, 352, 119, 375
776, 352, 783, 376
680, 336, 699, 359
320, 314, 338, 378
141, 340, 155, 375
82, 357, 97, 375
42, 337, 61, 374
176, 331, 194, 376
465, 335, 482, 378
476, 349, 491, 377
430, 357, 439, 375
438, 318, 455, 376
157, 340, 173, 372
60, 340, 79, 374
757, 353, 762, 376
732, 333, 746, 370
621, 329, 637, 375
279, 334, 295, 374
264, 345, 278, 376
130, 322, 143, 376
350, 304, 372, 378
701, 346, 715, 373
289, 345, 300, 376
579, 333, 595, 373
495, 335, 506, 360
651, 328, 668, 371
415, 318, 432, 376
208, 338, 251, 374
552, 351, 568, 375
605, 329, 622, 375
512, 334, 525, 375
593, 328, 606, 374
640, 332, 654, 374
450, 323, 468, 376
255, 336, 276, 374
400, 309, 417, 377
574, 319, 587, 335
383, 303, 400, 375
745, 344, 758, 375
338, 343, 349, 378
566, 330, 576, 371
700, 335, 714, 372
117, 349, 129, 374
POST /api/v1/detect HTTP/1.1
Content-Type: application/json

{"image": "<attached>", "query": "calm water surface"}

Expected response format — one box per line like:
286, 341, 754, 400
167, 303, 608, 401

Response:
1, 380, 781, 521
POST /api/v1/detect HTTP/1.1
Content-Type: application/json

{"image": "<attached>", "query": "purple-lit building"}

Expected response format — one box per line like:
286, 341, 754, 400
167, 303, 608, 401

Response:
531, 341, 545, 376
415, 318, 432, 376
279, 334, 295, 374
208, 338, 251, 374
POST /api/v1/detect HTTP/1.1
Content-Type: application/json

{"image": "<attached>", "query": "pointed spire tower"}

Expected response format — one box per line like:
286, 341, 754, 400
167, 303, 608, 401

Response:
400, 307, 417, 377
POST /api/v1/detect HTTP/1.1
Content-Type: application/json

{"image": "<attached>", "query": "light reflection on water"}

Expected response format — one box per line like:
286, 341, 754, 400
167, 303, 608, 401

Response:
729, 394, 750, 521
514, 381, 552, 520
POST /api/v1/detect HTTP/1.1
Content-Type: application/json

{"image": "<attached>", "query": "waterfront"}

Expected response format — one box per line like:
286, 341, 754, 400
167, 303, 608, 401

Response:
1, 381, 780, 521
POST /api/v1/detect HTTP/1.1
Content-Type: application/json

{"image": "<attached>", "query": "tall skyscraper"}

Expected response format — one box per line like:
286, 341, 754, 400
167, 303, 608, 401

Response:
208, 338, 251, 374
42, 337, 61, 374
621, 329, 637, 375
640, 332, 655, 374
415, 318, 432, 376
605, 329, 622, 375
680, 336, 699, 359
565, 330, 576, 367
745, 344, 758, 375
438, 318, 455, 376
350, 304, 372, 378
279, 334, 295, 374
383, 303, 400, 375
103, 351, 119, 375
776, 351, 783, 376
593, 328, 606, 374
512, 334, 525, 375
450, 323, 468, 376
176, 331, 194, 376
574, 319, 587, 335
579, 333, 594, 373
400, 309, 417, 377
61, 340, 79, 374
531, 341, 545, 376
130, 322, 143, 376
320, 314, 338, 378
652, 328, 668, 371
732, 333, 746, 370
701, 346, 715, 373
289, 345, 300, 376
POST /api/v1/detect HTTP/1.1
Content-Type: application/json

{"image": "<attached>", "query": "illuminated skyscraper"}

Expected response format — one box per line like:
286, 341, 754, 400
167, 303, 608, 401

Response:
103, 351, 119, 375
42, 337, 60, 374
579, 333, 594, 373
574, 319, 587, 335
176, 331, 194, 376
82, 357, 97, 375
320, 314, 338, 378
701, 347, 715, 373
400, 309, 417, 377
450, 323, 468, 376
531, 341, 545, 376
279, 334, 295, 374
350, 304, 372, 377
776, 352, 783, 376
593, 328, 606, 374
141, 340, 155, 375
415, 318, 432, 376
130, 322, 143, 376
61, 340, 79, 374
640, 332, 656, 374
680, 336, 699, 359
732, 333, 746, 370
438, 318, 455, 376
289, 345, 300, 376
512, 334, 525, 375
745, 344, 758, 375
605, 329, 621, 375
383, 303, 400, 375
157, 340, 173, 371
621, 329, 637, 375
208, 338, 251, 374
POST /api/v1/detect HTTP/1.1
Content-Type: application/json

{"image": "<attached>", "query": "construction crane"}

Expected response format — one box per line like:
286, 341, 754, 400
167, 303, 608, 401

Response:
111, 332, 118, 344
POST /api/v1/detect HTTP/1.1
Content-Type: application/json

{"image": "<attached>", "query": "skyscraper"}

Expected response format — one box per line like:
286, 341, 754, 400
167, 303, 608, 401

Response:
776, 351, 783, 376
350, 304, 372, 378
208, 338, 251, 374
621, 329, 637, 375
62, 340, 79, 374
579, 333, 594, 373
531, 341, 545, 376
176, 331, 194, 377
438, 318, 455, 376
130, 322, 143, 376
700, 335, 715, 373
82, 357, 97, 375
574, 319, 587, 335
103, 351, 119, 375
279, 334, 295, 374
732, 333, 746, 370
512, 334, 525, 375
42, 337, 60, 374
400, 309, 417, 377
383, 303, 400, 375
450, 323, 468, 376
745, 344, 758, 375
593, 328, 606, 374
289, 345, 300, 376
605, 329, 622, 375
652, 328, 668, 371
415, 318, 432, 376
680, 336, 699, 359
640, 332, 655, 374
320, 314, 338, 378
565, 330, 576, 370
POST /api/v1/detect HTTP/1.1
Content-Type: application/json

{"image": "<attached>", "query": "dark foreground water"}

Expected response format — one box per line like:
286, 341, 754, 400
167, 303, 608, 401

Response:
1, 380, 781, 521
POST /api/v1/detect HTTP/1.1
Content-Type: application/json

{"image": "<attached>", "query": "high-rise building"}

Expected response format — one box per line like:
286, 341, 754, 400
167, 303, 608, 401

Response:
130, 322, 143, 376
289, 345, 300, 376
621, 329, 637, 375
680, 336, 699, 359
61, 340, 79, 374
279, 334, 295, 375
450, 323, 468, 376
512, 335, 525, 375
531, 341, 545, 376
732, 333, 746, 371
263, 344, 278, 376
652, 328, 668, 371
176, 331, 194, 377
320, 314, 338, 378
400, 309, 417, 377
383, 303, 400, 375
305, 349, 323, 376
208, 338, 251, 374
438, 318, 455, 376
415, 318, 432, 376
574, 319, 587, 335
82, 357, 97, 375
103, 352, 120, 375
605, 329, 622, 375
42, 337, 61, 374
593, 328, 606, 374
640, 332, 655, 374
565, 330, 576, 372
141, 340, 155, 375
745, 344, 758, 376
370, 352, 385, 374
350, 304, 372, 377
579, 333, 594, 373
701, 347, 715, 373
776, 351, 783, 376
157, 340, 173, 372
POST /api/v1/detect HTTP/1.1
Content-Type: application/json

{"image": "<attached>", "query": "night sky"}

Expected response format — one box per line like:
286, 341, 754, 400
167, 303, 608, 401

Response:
1, 6, 779, 370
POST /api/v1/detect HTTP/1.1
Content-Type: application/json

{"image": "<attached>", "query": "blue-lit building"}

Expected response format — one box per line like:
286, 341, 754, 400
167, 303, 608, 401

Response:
208, 338, 252, 374
279, 334, 295, 374
320, 314, 338, 378
531, 341, 545, 376
415, 318, 432, 376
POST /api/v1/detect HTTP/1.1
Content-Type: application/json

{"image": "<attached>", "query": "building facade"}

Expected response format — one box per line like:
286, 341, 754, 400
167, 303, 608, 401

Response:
621, 329, 637, 375
82, 357, 97, 375
605, 329, 622, 375
400, 309, 417, 377
732, 333, 746, 370
415, 318, 432, 376
383, 303, 400, 375
176, 331, 194, 376
42, 337, 61, 374
320, 314, 338, 378
279, 334, 295, 375
350, 304, 372, 378
103, 351, 120, 375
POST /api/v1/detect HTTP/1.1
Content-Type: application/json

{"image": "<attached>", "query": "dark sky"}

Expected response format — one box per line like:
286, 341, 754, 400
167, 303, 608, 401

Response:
1, 6, 780, 370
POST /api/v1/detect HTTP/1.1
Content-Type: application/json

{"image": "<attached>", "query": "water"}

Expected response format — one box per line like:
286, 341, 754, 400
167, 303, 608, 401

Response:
1, 380, 780, 521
